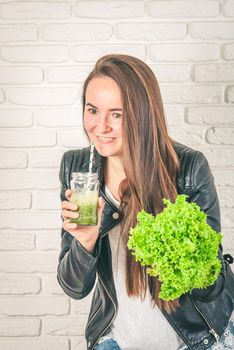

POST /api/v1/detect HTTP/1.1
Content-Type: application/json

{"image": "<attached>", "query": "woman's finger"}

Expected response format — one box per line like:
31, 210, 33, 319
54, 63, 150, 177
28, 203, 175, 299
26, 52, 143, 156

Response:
61, 209, 79, 220
65, 189, 73, 200
63, 219, 77, 231
61, 200, 77, 211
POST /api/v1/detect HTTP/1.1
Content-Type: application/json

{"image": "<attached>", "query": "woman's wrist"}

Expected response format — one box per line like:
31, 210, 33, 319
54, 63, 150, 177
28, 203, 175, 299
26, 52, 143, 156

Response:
74, 233, 98, 255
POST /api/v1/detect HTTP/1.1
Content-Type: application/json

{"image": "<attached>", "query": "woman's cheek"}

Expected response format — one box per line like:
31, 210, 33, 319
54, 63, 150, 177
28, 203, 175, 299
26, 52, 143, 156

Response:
83, 117, 93, 133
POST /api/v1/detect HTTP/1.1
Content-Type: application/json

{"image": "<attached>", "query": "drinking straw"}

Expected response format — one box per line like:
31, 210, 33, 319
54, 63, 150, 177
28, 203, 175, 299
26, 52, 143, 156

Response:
88, 143, 95, 174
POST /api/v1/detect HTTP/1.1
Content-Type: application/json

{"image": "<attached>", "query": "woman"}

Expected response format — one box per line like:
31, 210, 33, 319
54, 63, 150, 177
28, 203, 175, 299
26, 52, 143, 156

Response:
57, 54, 234, 350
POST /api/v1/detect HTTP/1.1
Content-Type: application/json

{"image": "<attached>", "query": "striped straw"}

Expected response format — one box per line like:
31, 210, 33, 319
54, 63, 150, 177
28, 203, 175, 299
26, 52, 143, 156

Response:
88, 143, 95, 174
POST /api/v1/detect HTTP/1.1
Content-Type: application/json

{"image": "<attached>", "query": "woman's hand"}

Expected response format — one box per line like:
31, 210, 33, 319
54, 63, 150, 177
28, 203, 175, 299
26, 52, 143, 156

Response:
61, 189, 105, 254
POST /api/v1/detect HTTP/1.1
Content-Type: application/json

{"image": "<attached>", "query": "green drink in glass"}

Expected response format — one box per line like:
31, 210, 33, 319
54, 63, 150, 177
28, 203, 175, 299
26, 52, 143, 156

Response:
70, 172, 99, 225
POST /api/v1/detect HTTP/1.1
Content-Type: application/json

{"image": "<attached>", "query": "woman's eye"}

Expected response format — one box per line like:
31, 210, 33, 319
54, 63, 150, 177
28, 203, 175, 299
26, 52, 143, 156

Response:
113, 113, 122, 119
88, 108, 97, 114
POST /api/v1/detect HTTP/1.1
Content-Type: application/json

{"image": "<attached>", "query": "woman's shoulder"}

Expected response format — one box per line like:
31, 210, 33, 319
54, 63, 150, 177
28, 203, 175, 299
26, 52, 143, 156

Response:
173, 141, 212, 191
61, 147, 90, 165
173, 140, 202, 160
59, 147, 91, 186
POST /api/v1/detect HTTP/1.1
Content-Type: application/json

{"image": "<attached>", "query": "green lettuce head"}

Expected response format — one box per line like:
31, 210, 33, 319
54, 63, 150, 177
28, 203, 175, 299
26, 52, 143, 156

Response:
127, 194, 222, 301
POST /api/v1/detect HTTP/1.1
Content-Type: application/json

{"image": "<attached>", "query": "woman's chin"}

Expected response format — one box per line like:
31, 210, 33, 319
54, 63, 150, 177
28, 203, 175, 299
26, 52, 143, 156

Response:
94, 147, 122, 159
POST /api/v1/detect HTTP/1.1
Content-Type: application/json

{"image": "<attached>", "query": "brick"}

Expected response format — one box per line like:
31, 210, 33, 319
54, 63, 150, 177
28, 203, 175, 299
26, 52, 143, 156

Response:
0, 212, 60, 229
225, 86, 234, 103
47, 65, 92, 83
217, 188, 234, 208
149, 43, 219, 62
44, 316, 87, 335
34, 190, 60, 210
223, 43, 234, 61
73, 44, 145, 62
0, 109, 33, 127
116, 22, 186, 40
0, 252, 58, 273
186, 107, 234, 125
1, 1, 71, 19
196, 148, 234, 167
149, 1, 219, 17
9, 87, 78, 106
0, 338, 69, 350
161, 85, 221, 104
206, 127, 234, 145
71, 292, 93, 314
76, 1, 144, 18
0, 151, 27, 168
59, 129, 89, 148
2, 45, 69, 63
42, 274, 64, 294
0, 192, 31, 210
222, 230, 234, 254
43, 23, 112, 41
36, 108, 83, 127
151, 64, 190, 83
70, 338, 87, 350
223, 0, 234, 16
0, 273, 40, 294
0, 231, 35, 250
36, 231, 60, 251
0, 129, 56, 147
0, 296, 69, 316
29, 150, 64, 168
168, 126, 204, 146
212, 169, 234, 187
0, 169, 59, 190
0, 24, 38, 42
0, 318, 40, 336
0, 66, 43, 84
0, 88, 5, 103
194, 64, 234, 82
221, 210, 234, 228
190, 22, 234, 40
164, 106, 184, 126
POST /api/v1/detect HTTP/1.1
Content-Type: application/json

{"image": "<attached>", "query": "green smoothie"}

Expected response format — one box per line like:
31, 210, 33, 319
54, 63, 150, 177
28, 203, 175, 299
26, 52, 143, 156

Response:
70, 190, 98, 225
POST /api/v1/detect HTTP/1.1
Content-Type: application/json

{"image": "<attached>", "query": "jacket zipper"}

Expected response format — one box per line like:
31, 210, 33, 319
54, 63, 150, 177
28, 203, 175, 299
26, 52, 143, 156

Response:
90, 273, 117, 350
85, 302, 102, 330
191, 298, 219, 343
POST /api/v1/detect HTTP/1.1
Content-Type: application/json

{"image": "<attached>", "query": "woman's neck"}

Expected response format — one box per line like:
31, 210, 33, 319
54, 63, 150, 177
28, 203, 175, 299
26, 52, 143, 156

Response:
104, 157, 126, 201
106, 156, 125, 178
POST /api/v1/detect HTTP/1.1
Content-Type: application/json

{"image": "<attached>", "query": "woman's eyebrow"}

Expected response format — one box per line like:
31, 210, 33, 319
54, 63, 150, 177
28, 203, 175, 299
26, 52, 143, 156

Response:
86, 102, 97, 109
86, 102, 122, 112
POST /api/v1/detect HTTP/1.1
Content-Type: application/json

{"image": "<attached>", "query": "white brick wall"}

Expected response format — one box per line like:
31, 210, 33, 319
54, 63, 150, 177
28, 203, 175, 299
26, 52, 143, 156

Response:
0, 1, 233, 349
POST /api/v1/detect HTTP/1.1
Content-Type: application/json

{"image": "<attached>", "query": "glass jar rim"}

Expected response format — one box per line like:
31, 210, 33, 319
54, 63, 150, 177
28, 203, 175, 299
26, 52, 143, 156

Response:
72, 172, 98, 179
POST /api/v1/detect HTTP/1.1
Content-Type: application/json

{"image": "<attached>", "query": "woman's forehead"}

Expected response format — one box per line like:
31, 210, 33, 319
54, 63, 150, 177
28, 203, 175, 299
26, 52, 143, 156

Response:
85, 77, 122, 105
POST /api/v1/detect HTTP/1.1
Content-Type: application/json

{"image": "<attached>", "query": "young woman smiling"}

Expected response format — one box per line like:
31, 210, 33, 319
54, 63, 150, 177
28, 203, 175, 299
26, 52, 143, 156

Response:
58, 54, 234, 350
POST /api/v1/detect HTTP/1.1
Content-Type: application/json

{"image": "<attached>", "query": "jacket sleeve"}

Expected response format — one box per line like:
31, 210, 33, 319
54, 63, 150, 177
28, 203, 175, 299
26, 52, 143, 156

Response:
185, 151, 221, 233
182, 151, 225, 302
57, 151, 101, 300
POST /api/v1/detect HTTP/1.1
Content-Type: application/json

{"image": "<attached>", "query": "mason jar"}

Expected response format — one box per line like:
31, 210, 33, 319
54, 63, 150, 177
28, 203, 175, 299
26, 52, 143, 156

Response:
70, 172, 99, 225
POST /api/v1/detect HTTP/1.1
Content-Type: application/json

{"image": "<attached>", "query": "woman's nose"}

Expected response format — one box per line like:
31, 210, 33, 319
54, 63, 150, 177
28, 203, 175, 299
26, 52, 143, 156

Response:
97, 114, 112, 132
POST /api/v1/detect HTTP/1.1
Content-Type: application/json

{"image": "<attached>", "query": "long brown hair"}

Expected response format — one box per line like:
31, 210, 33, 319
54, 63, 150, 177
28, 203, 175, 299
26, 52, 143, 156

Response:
82, 54, 180, 312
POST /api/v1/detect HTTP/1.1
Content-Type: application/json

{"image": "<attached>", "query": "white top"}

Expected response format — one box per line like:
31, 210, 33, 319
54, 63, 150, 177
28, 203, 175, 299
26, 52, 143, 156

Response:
105, 186, 185, 350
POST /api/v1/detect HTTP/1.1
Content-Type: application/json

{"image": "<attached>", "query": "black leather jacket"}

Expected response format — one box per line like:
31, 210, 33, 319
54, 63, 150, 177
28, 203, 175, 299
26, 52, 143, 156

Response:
57, 141, 234, 350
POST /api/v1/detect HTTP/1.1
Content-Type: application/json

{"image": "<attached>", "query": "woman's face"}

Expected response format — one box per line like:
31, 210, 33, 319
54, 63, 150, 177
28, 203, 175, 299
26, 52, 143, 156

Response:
83, 76, 123, 158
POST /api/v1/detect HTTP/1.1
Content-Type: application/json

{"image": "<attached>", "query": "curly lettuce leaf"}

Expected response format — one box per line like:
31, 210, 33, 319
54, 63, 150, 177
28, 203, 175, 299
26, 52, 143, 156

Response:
127, 194, 222, 301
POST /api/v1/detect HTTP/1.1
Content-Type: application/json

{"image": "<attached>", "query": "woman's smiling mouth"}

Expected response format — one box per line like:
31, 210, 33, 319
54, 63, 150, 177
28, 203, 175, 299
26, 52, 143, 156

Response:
97, 136, 116, 143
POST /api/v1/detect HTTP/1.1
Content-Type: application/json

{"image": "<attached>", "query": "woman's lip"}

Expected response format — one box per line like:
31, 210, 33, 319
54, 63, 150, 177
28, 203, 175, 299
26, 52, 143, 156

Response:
97, 136, 116, 143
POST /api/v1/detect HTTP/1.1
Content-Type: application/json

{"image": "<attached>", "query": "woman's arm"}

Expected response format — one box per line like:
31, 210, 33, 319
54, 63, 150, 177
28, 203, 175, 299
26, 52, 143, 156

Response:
57, 151, 102, 299
182, 151, 224, 302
